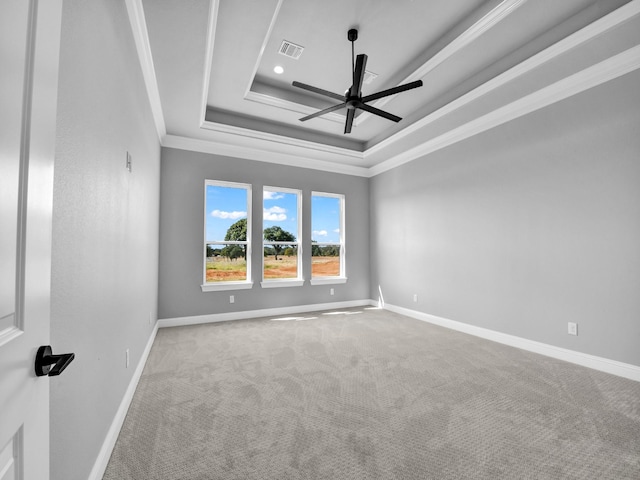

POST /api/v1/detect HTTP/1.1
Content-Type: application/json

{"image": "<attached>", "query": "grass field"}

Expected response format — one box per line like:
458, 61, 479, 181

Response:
205, 255, 340, 282
205, 257, 247, 282
263, 255, 298, 279
311, 256, 340, 277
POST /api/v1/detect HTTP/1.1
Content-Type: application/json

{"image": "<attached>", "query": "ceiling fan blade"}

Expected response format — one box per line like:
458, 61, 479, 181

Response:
355, 101, 401, 123
361, 80, 423, 103
344, 109, 355, 134
292, 81, 345, 101
350, 54, 367, 97
299, 102, 346, 122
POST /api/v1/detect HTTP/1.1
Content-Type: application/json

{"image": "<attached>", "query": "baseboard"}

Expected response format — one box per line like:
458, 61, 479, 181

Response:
384, 303, 640, 383
88, 323, 159, 480
157, 299, 377, 328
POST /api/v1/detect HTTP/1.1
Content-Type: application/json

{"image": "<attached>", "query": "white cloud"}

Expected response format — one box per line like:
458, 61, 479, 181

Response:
333, 229, 340, 234
264, 206, 287, 221
210, 210, 246, 220
313, 230, 328, 237
263, 191, 284, 200
265, 212, 287, 221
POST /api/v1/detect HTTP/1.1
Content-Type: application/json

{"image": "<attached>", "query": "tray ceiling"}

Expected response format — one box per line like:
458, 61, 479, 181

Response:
132, 0, 640, 175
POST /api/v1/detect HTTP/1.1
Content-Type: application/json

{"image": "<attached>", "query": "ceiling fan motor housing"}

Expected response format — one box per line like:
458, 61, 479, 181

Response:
348, 28, 358, 42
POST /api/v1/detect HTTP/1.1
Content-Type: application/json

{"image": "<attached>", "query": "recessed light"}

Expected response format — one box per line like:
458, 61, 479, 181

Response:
274, 65, 284, 74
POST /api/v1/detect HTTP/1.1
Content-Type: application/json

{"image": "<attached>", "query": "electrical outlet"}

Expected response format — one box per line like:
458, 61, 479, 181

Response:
568, 322, 578, 336
149, 311, 153, 325
330, 288, 334, 296
125, 151, 132, 172
413, 294, 418, 302
230, 295, 235, 304
126, 349, 130, 368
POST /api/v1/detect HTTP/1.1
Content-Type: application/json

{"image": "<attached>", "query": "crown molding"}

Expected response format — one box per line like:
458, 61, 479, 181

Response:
243, 0, 284, 100
162, 134, 369, 177
358, 0, 528, 125
199, 119, 364, 157
199, 0, 219, 124
243, 90, 346, 124
124, 0, 166, 141
369, 44, 640, 177
367, 0, 640, 174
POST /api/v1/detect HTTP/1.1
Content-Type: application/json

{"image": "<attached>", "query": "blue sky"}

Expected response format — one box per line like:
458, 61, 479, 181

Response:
263, 190, 298, 238
206, 185, 340, 243
312, 195, 341, 243
206, 184, 247, 241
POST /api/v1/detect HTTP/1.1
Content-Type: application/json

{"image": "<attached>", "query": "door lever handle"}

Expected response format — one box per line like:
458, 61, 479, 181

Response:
35, 345, 75, 377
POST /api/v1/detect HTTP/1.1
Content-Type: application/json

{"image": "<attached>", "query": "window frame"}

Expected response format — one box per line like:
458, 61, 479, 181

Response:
261, 186, 303, 288
310, 191, 346, 285
201, 180, 252, 292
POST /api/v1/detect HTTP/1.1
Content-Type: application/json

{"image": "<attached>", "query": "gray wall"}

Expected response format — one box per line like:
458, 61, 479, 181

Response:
370, 71, 640, 367
158, 148, 370, 319
51, 0, 161, 479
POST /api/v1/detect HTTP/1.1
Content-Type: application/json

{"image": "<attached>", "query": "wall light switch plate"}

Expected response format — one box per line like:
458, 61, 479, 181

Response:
568, 322, 578, 336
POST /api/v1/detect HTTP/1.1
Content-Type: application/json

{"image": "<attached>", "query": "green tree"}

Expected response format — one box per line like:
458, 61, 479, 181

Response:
225, 218, 247, 242
323, 245, 339, 257
263, 226, 295, 260
226, 245, 244, 260
222, 218, 247, 260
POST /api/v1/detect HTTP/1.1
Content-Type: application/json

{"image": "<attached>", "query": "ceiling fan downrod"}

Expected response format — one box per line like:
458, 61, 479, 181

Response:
348, 28, 358, 88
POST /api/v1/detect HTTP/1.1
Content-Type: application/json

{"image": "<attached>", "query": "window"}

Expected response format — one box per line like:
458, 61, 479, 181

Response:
262, 187, 302, 287
311, 192, 345, 284
202, 180, 252, 292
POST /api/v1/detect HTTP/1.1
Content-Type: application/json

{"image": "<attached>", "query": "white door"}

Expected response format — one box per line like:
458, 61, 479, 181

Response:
0, 0, 62, 479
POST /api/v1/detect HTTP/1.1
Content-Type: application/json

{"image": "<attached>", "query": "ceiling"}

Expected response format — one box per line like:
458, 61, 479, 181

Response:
130, 0, 640, 175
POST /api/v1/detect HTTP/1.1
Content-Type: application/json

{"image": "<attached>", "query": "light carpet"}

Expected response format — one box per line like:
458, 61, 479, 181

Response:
103, 307, 640, 479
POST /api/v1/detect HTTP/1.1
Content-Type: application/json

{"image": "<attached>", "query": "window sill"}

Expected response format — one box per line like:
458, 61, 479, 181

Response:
310, 277, 347, 285
260, 279, 305, 289
201, 281, 253, 292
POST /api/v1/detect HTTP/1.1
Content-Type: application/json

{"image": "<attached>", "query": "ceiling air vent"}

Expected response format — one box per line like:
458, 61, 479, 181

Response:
278, 40, 304, 59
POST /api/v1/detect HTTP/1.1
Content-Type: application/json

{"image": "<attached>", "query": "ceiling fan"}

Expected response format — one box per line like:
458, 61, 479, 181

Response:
292, 28, 423, 134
